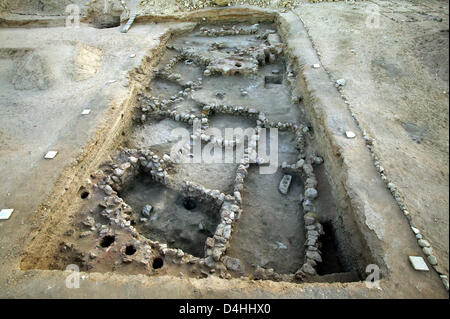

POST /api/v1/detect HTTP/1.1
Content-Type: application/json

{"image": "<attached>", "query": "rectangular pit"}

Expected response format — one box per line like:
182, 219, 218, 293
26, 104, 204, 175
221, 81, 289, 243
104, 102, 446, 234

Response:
19, 18, 374, 284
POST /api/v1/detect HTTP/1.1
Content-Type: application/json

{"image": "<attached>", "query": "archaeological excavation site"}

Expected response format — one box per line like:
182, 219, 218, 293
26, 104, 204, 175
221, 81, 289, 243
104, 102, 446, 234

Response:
0, 0, 448, 300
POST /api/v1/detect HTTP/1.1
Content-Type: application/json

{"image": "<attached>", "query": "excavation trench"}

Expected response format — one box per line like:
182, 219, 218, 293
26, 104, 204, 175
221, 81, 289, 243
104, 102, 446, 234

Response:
19, 17, 374, 283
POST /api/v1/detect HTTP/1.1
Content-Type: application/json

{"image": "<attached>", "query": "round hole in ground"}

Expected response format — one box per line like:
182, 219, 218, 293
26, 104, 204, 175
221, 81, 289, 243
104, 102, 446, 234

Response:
152, 256, 164, 269
80, 191, 89, 199
100, 235, 115, 248
182, 197, 197, 210
125, 245, 136, 255
235, 62, 242, 67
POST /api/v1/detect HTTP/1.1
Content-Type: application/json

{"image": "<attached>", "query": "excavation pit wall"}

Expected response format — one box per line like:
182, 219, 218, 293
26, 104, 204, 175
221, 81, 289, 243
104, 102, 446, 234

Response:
19, 9, 379, 285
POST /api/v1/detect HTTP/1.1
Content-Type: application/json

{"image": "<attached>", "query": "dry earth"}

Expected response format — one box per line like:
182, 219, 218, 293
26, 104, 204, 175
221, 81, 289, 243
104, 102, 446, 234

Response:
296, 0, 449, 275
0, 0, 448, 298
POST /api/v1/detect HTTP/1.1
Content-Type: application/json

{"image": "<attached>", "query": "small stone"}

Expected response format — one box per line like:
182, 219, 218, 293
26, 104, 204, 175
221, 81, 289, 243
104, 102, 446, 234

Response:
306, 250, 322, 263
313, 156, 323, 165
418, 239, 430, 248
305, 188, 318, 200
296, 159, 305, 168
205, 256, 216, 268
301, 262, 316, 275
79, 231, 92, 238
427, 255, 438, 265
408, 256, 429, 271
205, 237, 214, 248
312, 63, 320, 69
441, 276, 449, 291
304, 213, 316, 226
223, 225, 231, 239
104, 185, 113, 196
279, 174, 292, 195
411, 226, 419, 234
224, 257, 241, 272
82, 216, 95, 227
141, 204, 153, 217
336, 78, 346, 86
213, 0, 231, 6
114, 168, 124, 177
422, 247, 432, 256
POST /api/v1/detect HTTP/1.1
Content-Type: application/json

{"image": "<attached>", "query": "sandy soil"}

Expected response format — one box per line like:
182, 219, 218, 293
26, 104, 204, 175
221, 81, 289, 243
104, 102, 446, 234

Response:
295, 0, 449, 275
0, 3, 448, 299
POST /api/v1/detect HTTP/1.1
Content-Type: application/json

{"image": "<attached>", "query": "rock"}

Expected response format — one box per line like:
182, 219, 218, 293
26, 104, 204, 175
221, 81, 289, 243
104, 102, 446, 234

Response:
312, 63, 320, 68
418, 239, 430, 248
114, 168, 124, 177
82, 216, 95, 227
427, 255, 438, 265
301, 263, 316, 275
408, 256, 429, 271
254, 266, 266, 280
141, 204, 153, 217
79, 231, 92, 238
214, 0, 231, 6
302, 163, 314, 176
279, 174, 292, 195
223, 225, 231, 239
296, 159, 305, 168
306, 250, 322, 263
440, 275, 449, 291
206, 237, 214, 248
411, 226, 420, 234
305, 188, 318, 200
205, 256, 216, 268
176, 249, 184, 258
104, 185, 113, 196
313, 156, 323, 165
212, 248, 222, 261
224, 257, 241, 272
304, 213, 316, 226
336, 78, 346, 86
302, 199, 314, 212
276, 242, 287, 249
422, 247, 432, 256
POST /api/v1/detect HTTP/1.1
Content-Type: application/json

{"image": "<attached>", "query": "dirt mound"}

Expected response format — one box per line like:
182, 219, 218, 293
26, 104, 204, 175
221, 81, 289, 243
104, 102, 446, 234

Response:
70, 43, 103, 81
